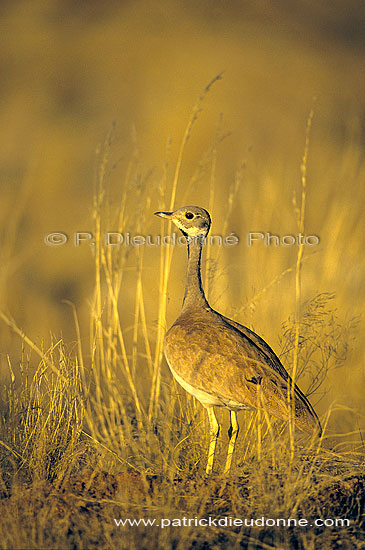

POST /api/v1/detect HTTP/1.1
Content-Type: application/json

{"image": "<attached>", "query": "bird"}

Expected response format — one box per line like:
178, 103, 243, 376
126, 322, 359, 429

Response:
154, 206, 322, 474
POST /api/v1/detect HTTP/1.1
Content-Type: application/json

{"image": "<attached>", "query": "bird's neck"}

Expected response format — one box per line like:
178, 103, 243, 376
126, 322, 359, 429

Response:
182, 236, 209, 310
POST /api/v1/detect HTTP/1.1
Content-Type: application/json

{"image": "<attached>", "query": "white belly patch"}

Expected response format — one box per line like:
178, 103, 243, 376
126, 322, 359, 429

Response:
166, 358, 253, 411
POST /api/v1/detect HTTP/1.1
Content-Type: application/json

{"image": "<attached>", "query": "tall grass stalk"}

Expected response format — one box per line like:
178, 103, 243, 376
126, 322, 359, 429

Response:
289, 107, 315, 463
148, 73, 224, 420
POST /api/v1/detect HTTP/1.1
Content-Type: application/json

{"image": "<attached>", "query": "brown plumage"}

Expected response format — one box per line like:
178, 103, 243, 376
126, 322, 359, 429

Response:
154, 206, 321, 474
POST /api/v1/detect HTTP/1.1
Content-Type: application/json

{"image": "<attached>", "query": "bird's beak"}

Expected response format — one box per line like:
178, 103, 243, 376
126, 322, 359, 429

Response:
154, 211, 173, 219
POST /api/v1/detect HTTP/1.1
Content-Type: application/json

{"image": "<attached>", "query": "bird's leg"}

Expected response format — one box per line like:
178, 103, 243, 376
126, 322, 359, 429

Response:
224, 411, 239, 475
206, 407, 219, 474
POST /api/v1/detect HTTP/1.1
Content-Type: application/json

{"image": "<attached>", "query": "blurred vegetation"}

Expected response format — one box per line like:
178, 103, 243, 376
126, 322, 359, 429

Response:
0, 1, 364, 548
1, 0, 363, 424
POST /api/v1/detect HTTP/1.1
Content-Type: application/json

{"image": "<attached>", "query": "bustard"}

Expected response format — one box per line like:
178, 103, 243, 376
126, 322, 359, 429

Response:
155, 206, 321, 474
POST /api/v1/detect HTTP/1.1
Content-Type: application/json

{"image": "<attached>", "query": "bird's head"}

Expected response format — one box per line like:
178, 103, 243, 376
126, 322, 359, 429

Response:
154, 206, 211, 238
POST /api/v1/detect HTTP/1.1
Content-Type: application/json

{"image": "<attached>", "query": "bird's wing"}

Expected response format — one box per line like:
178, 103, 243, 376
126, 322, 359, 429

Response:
218, 314, 321, 434
220, 314, 290, 381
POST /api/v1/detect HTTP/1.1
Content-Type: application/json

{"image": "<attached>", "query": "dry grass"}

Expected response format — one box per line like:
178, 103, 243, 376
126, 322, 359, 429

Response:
0, 2, 364, 548
1, 101, 364, 548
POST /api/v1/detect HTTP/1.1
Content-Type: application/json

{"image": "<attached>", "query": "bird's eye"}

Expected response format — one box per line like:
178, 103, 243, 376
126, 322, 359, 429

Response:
185, 212, 194, 219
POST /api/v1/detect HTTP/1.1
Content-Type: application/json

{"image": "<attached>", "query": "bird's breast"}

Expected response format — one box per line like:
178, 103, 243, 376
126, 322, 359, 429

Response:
163, 319, 260, 405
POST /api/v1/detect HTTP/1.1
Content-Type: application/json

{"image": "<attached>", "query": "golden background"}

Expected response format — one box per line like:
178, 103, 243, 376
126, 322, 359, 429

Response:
0, 0, 364, 429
